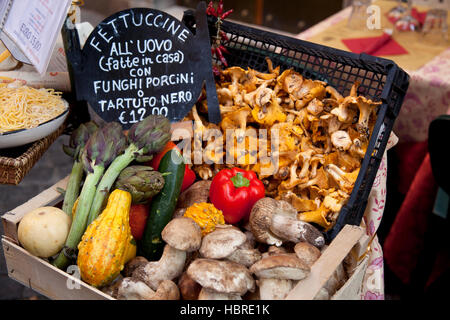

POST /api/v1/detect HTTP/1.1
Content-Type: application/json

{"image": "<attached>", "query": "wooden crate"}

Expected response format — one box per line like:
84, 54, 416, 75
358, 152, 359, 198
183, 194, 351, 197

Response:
1, 176, 368, 300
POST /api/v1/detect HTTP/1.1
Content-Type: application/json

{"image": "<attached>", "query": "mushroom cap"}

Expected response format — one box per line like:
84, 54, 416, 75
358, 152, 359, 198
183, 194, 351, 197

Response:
249, 197, 295, 246
249, 253, 310, 280
226, 248, 262, 267
187, 258, 255, 295
199, 224, 247, 259
294, 242, 321, 268
161, 217, 202, 252
331, 130, 352, 151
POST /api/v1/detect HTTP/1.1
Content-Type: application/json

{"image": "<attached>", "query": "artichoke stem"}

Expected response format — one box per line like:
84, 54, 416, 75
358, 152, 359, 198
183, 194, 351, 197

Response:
53, 165, 105, 270
62, 160, 84, 216
86, 144, 138, 225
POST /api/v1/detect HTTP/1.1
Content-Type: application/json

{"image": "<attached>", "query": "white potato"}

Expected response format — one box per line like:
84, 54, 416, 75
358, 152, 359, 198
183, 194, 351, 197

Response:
18, 207, 71, 258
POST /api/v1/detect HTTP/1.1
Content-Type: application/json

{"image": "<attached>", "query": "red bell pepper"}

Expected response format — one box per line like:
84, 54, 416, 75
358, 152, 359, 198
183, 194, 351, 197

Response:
209, 167, 265, 224
147, 141, 196, 192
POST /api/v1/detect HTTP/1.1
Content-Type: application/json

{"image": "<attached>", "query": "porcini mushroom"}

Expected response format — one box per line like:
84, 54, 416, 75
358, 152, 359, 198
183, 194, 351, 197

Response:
199, 225, 247, 259
178, 271, 202, 300
248, 197, 295, 246
269, 210, 326, 248
250, 253, 310, 300
117, 278, 180, 300
187, 258, 255, 296
132, 217, 202, 290
162, 217, 202, 252
197, 288, 242, 300
294, 242, 321, 268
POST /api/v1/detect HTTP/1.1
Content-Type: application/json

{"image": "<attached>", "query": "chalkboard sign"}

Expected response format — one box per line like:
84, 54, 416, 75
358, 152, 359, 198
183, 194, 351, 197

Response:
64, 2, 220, 128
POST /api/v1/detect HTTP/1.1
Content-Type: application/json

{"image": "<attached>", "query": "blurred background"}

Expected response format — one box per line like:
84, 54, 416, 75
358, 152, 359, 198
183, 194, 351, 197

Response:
81, 0, 347, 35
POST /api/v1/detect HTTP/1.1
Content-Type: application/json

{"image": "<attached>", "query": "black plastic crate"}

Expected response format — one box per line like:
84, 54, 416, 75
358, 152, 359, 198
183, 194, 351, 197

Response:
183, 11, 410, 241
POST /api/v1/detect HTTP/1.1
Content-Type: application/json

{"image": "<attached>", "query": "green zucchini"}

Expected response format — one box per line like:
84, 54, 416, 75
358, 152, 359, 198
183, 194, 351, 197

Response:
139, 149, 186, 260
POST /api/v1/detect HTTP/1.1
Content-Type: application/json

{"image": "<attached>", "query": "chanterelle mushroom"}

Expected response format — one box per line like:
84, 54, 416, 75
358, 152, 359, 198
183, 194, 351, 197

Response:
187, 258, 255, 295
325, 164, 359, 193
354, 96, 382, 138
330, 130, 352, 151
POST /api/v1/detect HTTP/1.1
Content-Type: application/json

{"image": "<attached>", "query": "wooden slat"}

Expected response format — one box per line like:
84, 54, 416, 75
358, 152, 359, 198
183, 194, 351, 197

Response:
285, 224, 364, 300
1, 176, 69, 243
2, 238, 113, 300
332, 255, 369, 300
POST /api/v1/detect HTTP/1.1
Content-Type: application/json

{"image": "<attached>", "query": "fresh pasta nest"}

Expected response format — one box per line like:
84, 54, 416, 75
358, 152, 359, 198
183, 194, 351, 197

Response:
0, 81, 67, 134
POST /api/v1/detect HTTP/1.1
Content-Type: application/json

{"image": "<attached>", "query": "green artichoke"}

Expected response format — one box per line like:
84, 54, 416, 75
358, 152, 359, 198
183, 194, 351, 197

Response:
86, 115, 171, 225
61, 121, 99, 216
63, 121, 99, 159
127, 114, 172, 162
81, 122, 127, 173
114, 166, 165, 204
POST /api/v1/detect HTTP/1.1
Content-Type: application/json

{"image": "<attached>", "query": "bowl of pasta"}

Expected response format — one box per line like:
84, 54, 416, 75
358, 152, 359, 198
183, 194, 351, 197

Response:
0, 82, 69, 149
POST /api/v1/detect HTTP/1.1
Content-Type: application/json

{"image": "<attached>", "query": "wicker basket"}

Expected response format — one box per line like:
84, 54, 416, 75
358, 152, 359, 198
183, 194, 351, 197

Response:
0, 124, 65, 185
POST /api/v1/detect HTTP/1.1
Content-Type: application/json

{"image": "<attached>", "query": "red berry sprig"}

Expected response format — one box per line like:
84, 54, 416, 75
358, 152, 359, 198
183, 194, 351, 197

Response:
207, 0, 233, 73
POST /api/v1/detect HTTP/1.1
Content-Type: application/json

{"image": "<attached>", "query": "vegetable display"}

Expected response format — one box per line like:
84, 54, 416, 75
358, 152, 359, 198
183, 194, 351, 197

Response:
209, 167, 265, 224
15, 54, 379, 300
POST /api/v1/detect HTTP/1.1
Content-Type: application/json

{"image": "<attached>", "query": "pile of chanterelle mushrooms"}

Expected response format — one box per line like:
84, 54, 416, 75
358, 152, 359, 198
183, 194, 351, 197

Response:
186, 58, 381, 230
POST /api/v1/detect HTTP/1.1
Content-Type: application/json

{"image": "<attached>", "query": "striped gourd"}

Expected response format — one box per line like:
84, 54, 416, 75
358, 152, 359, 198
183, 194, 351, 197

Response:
77, 189, 135, 287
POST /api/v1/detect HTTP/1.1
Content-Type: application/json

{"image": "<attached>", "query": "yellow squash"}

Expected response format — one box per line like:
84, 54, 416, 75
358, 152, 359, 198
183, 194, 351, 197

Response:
77, 189, 135, 287
184, 202, 225, 236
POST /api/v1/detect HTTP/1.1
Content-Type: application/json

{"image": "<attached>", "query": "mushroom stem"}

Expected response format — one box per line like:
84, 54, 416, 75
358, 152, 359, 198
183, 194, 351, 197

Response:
198, 288, 242, 300
258, 278, 293, 300
117, 278, 180, 300
132, 245, 186, 290
270, 210, 325, 248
